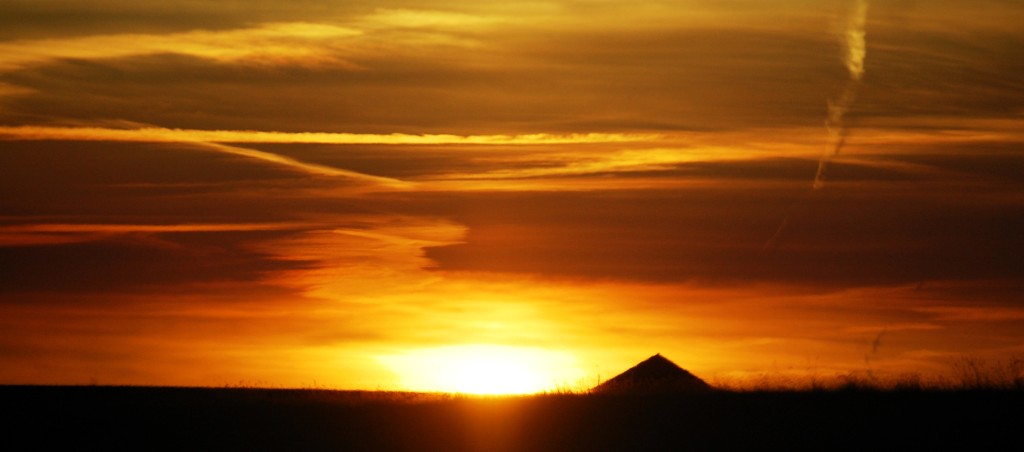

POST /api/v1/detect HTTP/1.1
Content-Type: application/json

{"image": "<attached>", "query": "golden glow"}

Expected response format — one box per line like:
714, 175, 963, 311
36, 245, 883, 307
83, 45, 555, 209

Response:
378, 345, 584, 395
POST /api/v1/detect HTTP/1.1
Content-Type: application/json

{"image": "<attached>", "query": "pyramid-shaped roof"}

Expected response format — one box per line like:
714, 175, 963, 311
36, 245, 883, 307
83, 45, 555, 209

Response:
592, 354, 713, 394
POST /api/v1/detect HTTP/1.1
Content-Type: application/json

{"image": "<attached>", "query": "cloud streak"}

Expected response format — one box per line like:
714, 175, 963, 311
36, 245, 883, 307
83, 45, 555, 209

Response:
0, 222, 313, 246
427, 147, 750, 181
0, 22, 363, 71
0, 222, 310, 233
0, 125, 658, 146
0, 125, 660, 187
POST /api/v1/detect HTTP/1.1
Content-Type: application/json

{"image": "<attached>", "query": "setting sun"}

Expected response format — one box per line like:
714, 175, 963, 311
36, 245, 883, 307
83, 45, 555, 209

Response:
2, 0, 1023, 448
378, 345, 584, 395
2, 0, 1023, 400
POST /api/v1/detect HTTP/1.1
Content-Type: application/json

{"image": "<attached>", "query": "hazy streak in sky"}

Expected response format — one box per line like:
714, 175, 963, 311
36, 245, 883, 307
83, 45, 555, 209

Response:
813, 0, 868, 190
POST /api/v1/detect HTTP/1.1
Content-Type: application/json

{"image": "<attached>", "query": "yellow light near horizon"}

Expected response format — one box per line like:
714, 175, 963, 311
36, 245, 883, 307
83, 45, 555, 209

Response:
378, 345, 583, 395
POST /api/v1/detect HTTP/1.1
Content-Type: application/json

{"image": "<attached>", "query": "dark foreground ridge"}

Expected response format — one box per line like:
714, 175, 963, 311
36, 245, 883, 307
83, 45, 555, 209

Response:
592, 353, 713, 394
3, 385, 1022, 451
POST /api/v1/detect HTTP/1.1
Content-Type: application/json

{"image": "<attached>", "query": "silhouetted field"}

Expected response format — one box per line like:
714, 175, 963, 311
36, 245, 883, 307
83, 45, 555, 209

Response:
3, 386, 1021, 451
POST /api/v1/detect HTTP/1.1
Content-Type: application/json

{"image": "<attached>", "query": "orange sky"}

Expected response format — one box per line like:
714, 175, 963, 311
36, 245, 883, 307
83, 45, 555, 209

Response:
1, 0, 1023, 390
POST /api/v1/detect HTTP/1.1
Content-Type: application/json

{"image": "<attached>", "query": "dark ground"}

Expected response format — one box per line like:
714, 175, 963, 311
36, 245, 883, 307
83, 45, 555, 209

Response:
2, 386, 1021, 451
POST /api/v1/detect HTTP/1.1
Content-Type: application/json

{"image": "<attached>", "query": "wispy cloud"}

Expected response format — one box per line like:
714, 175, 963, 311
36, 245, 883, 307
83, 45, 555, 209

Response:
431, 147, 738, 180
361, 9, 506, 29
0, 82, 34, 97
0, 222, 310, 233
0, 22, 363, 71
0, 222, 311, 246
0, 220, 311, 244
914, 306, 1024, 323
0, 8, 518, 75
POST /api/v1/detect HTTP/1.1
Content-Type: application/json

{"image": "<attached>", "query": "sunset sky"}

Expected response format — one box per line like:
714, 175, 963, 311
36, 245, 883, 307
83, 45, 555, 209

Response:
1, 0, 1022, 392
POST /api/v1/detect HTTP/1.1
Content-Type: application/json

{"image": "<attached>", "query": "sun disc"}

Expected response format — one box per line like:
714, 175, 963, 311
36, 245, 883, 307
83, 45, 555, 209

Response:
378, 345, 583, 395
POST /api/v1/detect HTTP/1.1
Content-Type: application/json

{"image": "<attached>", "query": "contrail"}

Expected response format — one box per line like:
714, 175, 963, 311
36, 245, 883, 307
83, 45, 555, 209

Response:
761, 0, 869, 254
813, 0, 868, 190
200, 142, 413, 189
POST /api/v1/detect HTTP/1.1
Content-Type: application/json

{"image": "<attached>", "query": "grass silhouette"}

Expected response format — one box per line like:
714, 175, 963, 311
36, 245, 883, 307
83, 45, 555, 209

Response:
2, 358, 1020, 451
3, 375, 1021, 451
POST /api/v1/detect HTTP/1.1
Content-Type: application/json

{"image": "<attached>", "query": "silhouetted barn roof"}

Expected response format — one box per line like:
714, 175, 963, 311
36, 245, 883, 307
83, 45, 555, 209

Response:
593, 354, 713, 394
